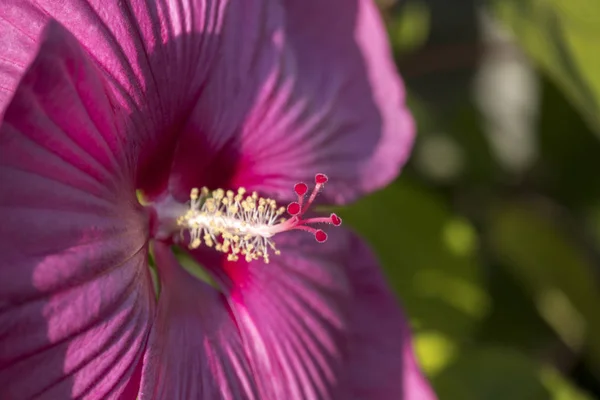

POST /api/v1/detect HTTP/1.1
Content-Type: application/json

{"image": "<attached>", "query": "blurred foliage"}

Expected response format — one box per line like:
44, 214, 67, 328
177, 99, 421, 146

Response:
433, 346, 594, 400
386, 0, 431, 54
341, 1, 600, 398
341, 182, 489, 341
489, 201, 600, 374
433, 346, 549, 400
492, 0, 600, 138
340, 181, 489, 374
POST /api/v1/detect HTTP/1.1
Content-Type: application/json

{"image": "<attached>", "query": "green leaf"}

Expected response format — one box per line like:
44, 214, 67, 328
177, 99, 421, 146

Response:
413, 331, 459, 376
387, 0, 431, 55
477, 263, 556, 354
172, 246, 218, 289
489, 201, 600, 377
434, 346, 592, 400
338, 180, 490, 373
541, 368, 596, 400
538, 75, 600, 206
491, 0, 600, 136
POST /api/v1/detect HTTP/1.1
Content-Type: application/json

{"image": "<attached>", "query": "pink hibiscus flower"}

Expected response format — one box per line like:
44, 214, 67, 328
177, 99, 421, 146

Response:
0, 1, 436, 399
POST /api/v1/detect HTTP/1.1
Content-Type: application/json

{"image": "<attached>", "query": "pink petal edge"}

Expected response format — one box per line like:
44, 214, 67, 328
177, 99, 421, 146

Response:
168, 0, 414, 205
190, 229, 435, 399
344, 233, 437, 400
0, 22, 154, 399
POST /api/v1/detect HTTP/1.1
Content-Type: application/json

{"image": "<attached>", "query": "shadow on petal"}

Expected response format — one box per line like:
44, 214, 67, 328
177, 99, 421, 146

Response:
0, 22, 154, 399
140, 242, 259, 400
344, 233, 438, 400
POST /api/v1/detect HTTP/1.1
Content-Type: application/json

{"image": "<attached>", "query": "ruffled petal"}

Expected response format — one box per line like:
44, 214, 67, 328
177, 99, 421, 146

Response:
0, 0, 230, 197
170, 0, 413, 204
192, 231, 353, 400
191, 229, 434, 399
139, 242, 259, 400
343, 234, 437, 400
0, 23, 154, 399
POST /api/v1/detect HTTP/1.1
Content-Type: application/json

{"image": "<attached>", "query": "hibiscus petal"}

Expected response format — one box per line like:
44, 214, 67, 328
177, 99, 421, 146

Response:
192, 229, 434, 399
139, 242, 259, 400
0, 0, 227, 114
0, 22, 154, 399
170, 0, 413, 204
0, 0, 230, 197
343, 234, 437, 400
192, 231, 353, 400
166, 0, 286, 195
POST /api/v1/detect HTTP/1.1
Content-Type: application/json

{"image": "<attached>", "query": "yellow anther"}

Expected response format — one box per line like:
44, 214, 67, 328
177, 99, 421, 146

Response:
212, 189, 224, 200
180, 184, 293, 264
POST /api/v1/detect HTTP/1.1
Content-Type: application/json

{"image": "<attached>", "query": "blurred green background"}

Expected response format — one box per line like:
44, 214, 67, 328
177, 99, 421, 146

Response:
341, 1, 600, 398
